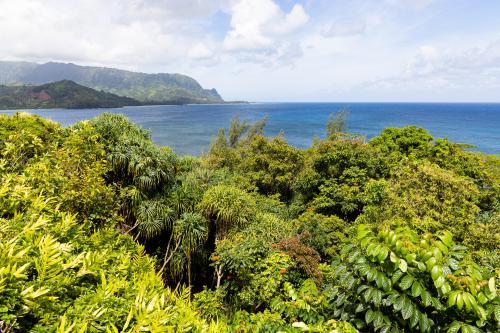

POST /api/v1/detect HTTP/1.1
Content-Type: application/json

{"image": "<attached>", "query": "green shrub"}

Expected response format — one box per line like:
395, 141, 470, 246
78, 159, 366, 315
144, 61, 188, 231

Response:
322, 225, 499, 332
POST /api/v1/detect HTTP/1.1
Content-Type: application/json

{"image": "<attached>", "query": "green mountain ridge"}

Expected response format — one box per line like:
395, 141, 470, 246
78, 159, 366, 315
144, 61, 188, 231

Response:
0, 61, 224, 104
0, 80, 141, 109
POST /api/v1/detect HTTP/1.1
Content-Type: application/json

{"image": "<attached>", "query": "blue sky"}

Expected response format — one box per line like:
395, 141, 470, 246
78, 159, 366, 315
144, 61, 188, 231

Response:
1, 0, 500, 101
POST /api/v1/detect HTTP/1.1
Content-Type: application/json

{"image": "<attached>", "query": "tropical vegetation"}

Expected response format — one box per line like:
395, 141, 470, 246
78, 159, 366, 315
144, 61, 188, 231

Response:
0, 111, 498, 332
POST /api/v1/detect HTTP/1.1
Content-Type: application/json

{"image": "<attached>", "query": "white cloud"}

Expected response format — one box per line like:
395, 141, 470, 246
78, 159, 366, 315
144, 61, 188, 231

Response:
321, 20, 366, 37
223, 0, 308, 52
404, 41, 500, 82
0, 0, 308, 71
1, 0, 499, 101
405, 45, 440, 76
0, 0, 188, 68
115, 0, 229, 22
384, 0, 436, 11
187, 43, 214, 60
273, 4, 310, 35
353, 39, 500, 101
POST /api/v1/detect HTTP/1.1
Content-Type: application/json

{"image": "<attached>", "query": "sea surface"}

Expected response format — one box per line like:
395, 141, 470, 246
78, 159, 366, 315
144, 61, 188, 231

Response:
2, 103, 499, 156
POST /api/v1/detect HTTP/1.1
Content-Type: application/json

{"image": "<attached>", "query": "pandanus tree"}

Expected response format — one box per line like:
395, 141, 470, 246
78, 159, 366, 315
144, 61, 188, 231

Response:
83, 114, 203, 285
106, 136, 175, 194
133, 182, 205, 285
199, 185, 256, 287
135, 197, 174, 239
108, 140, 176, 235
172, 212, 208, 285
86, 113, 176, 194
83, 113, 178, 235
199, 185, 256, 240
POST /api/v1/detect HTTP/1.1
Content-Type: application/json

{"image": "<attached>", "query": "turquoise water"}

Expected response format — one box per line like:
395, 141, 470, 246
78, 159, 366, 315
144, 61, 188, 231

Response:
2, 103, 499, 156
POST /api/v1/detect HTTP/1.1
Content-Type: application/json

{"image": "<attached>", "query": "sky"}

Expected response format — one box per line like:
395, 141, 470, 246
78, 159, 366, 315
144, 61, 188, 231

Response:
1, 0, 500, 102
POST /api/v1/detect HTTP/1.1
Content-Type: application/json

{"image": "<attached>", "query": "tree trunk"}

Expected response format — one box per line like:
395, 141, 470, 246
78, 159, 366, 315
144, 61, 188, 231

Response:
215, 264, 223, 289
188, 255, 192, 286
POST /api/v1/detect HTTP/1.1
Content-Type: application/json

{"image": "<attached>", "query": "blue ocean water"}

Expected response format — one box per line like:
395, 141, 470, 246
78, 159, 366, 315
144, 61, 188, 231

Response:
1, 103, 499, 156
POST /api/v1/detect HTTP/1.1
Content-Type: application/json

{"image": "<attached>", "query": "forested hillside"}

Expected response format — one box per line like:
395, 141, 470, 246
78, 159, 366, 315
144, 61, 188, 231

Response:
0, 112, 498, 332
0, 61, 224, 104
0, 80, 141, 109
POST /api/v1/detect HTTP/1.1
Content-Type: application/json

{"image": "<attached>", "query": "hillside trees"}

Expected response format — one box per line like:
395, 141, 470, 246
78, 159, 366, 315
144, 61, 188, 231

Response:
358, 162, 480, 240
0, 111, 498, 332
297, 139, 389, 221
0, 113, 220, 331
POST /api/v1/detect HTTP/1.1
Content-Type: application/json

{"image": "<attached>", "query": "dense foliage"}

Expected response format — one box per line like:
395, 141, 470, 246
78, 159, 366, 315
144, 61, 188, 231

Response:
0, 80, 140, 109
0, 111, 498, 332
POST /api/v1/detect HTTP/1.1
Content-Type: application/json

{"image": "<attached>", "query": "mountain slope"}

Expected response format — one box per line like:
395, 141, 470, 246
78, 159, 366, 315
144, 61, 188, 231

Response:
0, 61, 224, 104
0, 80, 141, 109
0, 61, 38, 83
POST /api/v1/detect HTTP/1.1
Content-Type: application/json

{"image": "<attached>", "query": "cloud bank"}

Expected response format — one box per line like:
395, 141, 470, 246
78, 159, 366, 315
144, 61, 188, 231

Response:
1, 0, 500, 101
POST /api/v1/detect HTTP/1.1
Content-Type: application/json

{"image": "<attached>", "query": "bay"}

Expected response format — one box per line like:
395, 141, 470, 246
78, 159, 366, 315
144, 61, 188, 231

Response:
1, 102, 499, 156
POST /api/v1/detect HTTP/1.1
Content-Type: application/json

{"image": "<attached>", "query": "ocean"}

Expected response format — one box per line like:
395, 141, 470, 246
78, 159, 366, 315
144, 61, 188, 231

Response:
1, 102, 499, 156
